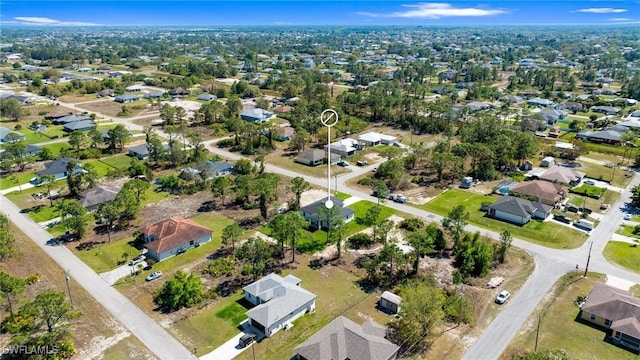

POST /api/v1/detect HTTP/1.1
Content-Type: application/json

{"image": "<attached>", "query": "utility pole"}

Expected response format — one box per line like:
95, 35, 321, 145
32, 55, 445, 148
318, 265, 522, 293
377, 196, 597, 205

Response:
65, 270, 74, 308
584, 241, 593, 278
534, 314, 541, 351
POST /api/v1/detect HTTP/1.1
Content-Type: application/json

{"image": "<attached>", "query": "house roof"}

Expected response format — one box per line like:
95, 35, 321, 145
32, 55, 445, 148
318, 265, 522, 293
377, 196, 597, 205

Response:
241, 108, 273, 121
578, 129, 623, 142
488, 196, 551, 218
539, 166, 585, 184
128, 143, 150, 155
36, 157, 81, 176
54, 115, 92, 124
583, 282, 640, 338
294, 316, 399, 360
296, 149, 326, 162
197, 161, 234, 176
64, 120, 96, 131
273, 105, 293, 113
326, 138, 359, 153
79, 185, 120, 209
243, 273, 302, 300
142, 216, 211, 254
380, 291, 402, 305
275, 126, 295, 138
300, 196, 355, 223
115, 94, 140, 101
358, 132, 397, 143
245, 273, 316, 329
197, 93, 217, 101
510, 180, 567, 203
44, 109, 73, 119
0, 127, 24, 140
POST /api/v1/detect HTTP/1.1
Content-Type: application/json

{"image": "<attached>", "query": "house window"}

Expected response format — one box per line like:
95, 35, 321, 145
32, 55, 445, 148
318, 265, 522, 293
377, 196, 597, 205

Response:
590, 314, 596, 321
190, 240, 194, 245
604, 319, 612, 327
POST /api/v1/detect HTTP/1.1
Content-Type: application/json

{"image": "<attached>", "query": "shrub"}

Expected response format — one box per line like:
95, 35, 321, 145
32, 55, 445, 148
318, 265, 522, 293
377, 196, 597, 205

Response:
348, 233, 374, 249
13, 124, 21, 130
399, 218, 424, 231
358, 177, 375, 186
217, 138, 234, 148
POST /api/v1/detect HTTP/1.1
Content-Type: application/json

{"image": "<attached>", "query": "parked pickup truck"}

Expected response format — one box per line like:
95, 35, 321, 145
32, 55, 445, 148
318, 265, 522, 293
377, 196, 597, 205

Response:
389, 194, 407, 203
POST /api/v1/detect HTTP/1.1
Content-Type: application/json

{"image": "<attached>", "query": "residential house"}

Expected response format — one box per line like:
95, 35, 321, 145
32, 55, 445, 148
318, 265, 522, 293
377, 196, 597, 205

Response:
273, 126, 295, 141
295, 150, 327, 167
273, 105, 293, 114
44, 109, 73, 120
127, 143, 151, 160
35, 157, 83, 181
241, 108, 274, 123
125, 85, 145, 92
379, 291, 402, 315
97, 89, 115, 98
79, 185, 120, 211
527, 98, 554, 108
114, 94, 140, 103
499, 95, 523, 104
487, 196, 552, 225
541, 156, 555, 167
168, 88, 189, 98
196, 161, 235, 179
509, 180, 568, 206
325, 138, 360, 158
577, 129, 624, 145
141, 216, 212, 261
295, 316, 399, 360
580, 282, 640, 352
144, 91, 165, 99
537, 166, 585, 186
358, 132, 398, 147
560, 101, 584, 113
539, 109, 568, 124
63, 120, 97, 132
52, 115, 92, 125
244, 273, 316, 338
300, 196, 355, 230
0, 127, 25, 143
619, 118, 640, 130
438, 69, 456, 81
197, 93, 217, 101
590, 106, 621, 116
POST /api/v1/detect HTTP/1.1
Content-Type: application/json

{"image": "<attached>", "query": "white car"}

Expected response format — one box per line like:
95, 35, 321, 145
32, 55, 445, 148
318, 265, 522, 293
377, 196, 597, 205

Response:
129, 255, 146, 266
584, 179, 596, 185
624, 214, 632, 221
146, 271, 162, 281
495, 290, 510, 304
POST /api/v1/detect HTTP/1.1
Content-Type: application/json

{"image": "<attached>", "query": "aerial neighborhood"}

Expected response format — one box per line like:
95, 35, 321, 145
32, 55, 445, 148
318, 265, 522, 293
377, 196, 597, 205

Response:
0, 19, 639, 360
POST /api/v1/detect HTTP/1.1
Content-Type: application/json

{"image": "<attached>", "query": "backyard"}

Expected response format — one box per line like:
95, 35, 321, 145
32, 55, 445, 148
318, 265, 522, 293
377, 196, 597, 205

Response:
501, 273, 639, 360
420, 189, 588, 249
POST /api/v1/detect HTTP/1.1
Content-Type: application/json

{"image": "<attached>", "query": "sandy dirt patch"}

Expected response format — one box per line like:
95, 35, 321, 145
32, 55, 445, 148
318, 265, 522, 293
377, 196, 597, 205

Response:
300, 189, 330, 207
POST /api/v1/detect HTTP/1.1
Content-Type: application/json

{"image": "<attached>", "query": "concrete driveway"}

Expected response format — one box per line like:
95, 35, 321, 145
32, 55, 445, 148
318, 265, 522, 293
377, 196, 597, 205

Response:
199, 321, 253, 360
100, 262, 147, 286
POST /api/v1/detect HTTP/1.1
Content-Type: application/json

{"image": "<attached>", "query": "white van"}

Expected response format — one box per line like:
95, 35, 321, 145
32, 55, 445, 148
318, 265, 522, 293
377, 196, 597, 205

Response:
574, 219, 594, 231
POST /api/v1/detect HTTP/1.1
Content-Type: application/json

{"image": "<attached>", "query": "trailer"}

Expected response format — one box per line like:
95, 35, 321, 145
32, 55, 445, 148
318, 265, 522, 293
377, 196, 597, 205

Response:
487, 276, 505, 288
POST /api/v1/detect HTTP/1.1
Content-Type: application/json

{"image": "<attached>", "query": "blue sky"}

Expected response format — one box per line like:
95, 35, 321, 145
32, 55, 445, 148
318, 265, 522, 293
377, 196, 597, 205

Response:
1, 1, 640, 26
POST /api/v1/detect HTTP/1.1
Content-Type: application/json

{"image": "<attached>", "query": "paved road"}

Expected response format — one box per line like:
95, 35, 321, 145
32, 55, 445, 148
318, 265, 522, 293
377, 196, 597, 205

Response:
0, 195, 196, 360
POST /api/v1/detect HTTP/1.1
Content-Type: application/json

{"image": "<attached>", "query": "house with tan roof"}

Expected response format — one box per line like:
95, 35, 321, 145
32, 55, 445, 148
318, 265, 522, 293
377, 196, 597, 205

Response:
580, 282, 640, 352
141, 216, 211, 261
295, 316, 399, 360
537, 166, 585, 186
509, 180, 568, 206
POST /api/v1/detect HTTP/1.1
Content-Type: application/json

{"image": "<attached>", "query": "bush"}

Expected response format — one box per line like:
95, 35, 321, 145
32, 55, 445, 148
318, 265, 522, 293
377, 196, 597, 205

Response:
217, 138, 234, 148
399, 218, 424, 231
358, 177, 375, 186
348, 233, 374, 249
13, 124, 21, 130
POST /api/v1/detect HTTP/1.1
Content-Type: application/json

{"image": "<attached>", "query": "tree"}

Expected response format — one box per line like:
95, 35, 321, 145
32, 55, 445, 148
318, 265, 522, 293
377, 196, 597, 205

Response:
65, 160, 82, 197
363, 205, 382, 226
373, 219, 394, 245
254, 173, 279, 219
236, 237, 274, 281
0, 98, 23, 121
497, 230, 512, 263
268, 212, 308, 262
631, 184, 640, 208
407, 224, 439, 274
4, 134, 33, 172
59, 200, 88, 238
68, 131, 86, 152
221, 223, 243, 251
114, 188, 141, 225
443, 205, 469, 243
317, 204, 346, 258
19, 290, 80, 333
287, 176, 310, 211
372, 180, 389, 206
153, 271, 204, 311
0, 271, 26, 316
106, 124, 131, 152
96, 201, 119, 242
393, 278, 445, 353
234, 159, 254, 175
211, 176, 231, 206
122, 178, 150, 202
128, 158, 152, 180
0, 215, 17, 261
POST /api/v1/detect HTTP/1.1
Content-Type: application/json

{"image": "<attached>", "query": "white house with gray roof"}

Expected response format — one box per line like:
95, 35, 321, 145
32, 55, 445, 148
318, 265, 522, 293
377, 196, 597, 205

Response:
244, 273, 316, 338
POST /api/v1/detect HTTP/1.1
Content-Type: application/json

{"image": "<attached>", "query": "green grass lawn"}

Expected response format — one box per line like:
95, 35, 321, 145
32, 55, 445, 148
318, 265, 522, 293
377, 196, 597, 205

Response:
566, 190, 620, 215
43, 142, 72, 157
98, 154, 134, 170
84, 159, 116, 177
603, 241, 640, 273
18, 126, 67, 145
27, 204, 60, 223
501, 273, 638, 360
0, 170, 36, 190
617, 225, 640, 238
74, 236, 137, 273
577, 161, 632, 188
420, 189, 587, 249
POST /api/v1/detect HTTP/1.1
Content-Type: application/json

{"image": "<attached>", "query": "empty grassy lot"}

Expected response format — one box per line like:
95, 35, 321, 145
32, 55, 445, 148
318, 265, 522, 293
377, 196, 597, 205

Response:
501, 273, 639, 360
616, 224, 640, 238
603, 241, 640, 273
566, 189, 620, 215
578, 161, 633, 188
419, 189, 588, 249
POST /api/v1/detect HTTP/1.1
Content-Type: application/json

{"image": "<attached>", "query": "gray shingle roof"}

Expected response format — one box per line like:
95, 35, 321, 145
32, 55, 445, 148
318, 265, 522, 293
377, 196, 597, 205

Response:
295, 316, 399, 360
488, 196, 551, 218
583, 282, 640, 338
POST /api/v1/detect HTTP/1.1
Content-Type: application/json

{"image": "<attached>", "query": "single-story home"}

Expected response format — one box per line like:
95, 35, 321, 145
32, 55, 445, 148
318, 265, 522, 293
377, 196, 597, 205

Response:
44, 109, 73, 120
539, 108, 568, 124
0, 127, 25, 143
79, 185, 120, 211
590, 106, 621, 115
114, 94, 140, 103
52, 115, 92, 125
325, 138, 360, 158
379, 291, 402, 315
141, 216, 212, 261
580, 282, 640, 352
97, 89, 115, 98
498, 95, 523, 104
295, 316, 399, 360
241, 108, 274, 123
300, 196, 355, 230
295, 149, 327, 167
358, 132, 397, 147
487, 196, 552, 225
63, 120, 97, 132
509, 180, 568, 206
125, 85, 145, 92
144, 91, 166, 99
527, 98, 554, 108
536, 166, 585, 186
127, 143, 150, 160
244, 273, 316, 338
197, 93, 217, 101
541, 156, 555, 167
577, 129, 623, 145
196, 160, 235, 179
273, 126, 295, 141
35, 157, 83, 181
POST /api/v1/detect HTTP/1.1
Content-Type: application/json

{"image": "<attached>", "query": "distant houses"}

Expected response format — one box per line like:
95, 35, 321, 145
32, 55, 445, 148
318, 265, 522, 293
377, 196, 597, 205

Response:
241, 108, 274, 123
0, 127, 25, 143
358, 132, 397, 147
114, 94, 140, 103
295, 149, 336, 167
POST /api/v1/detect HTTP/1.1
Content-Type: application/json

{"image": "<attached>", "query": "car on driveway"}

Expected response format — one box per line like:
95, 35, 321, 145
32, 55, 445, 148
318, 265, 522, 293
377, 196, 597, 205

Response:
129, 255, 146, 266
146, 271, 162, 281
584, 179, 596, 185
337, 161, 350, 167
624, 214, 632, 221
239, 333, 256, 348
495, 290, 510, 304
46, 238, 61, 246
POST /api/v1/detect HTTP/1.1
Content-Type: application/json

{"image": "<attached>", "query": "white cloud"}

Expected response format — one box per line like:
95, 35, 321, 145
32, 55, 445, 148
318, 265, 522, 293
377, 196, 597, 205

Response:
357, 2, 507, 19
576, 8, 628, 14
609, 17, 633, 21
13, 16, 99, 26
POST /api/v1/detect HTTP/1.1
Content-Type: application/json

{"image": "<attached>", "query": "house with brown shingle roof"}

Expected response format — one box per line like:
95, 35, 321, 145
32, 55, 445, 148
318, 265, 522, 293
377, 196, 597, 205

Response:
295, 316, 399, 360
509, 180, 568, 206
141, 216, 211, 261
44, 109, 73, 120
537, 166, 585, 186
580, 282, 640, 352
